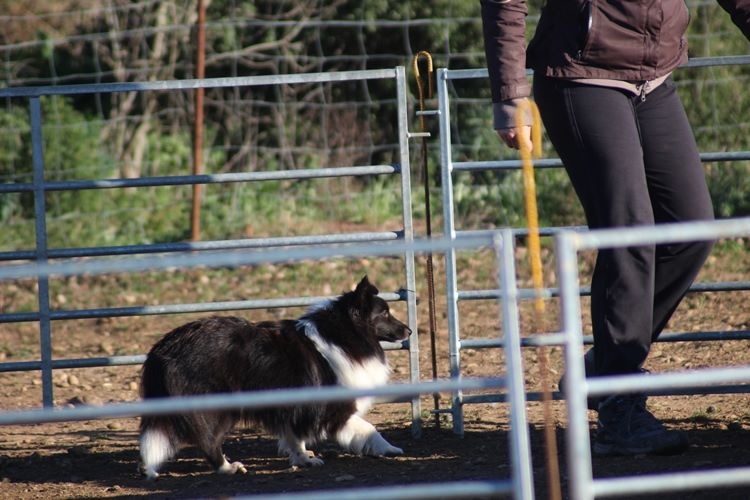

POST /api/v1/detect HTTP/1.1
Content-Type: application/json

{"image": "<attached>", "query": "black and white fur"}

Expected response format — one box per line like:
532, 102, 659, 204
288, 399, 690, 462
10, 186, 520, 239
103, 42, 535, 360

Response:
139, 276, 410, 479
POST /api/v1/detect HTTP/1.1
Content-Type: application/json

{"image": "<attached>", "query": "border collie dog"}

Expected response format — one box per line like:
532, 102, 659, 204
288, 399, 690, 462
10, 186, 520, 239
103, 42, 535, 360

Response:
139, 276, 410, 479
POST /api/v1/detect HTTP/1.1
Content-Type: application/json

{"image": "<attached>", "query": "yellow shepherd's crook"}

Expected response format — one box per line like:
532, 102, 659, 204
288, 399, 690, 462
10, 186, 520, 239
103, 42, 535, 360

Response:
515, 99, 544, 313
515, 99, 563, 500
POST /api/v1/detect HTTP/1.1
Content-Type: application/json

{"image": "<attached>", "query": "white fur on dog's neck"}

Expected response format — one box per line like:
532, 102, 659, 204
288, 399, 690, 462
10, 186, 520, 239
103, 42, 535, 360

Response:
298, 308, 390, 415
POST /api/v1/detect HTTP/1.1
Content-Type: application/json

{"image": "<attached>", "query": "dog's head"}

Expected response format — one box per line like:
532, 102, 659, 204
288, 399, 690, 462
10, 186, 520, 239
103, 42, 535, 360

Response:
352, 275, 411, 343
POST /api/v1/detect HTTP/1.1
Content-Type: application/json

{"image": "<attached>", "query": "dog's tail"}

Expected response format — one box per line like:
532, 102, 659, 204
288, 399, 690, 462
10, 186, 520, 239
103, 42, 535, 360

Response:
140, 353, 169, 399
139, 354, 178, 479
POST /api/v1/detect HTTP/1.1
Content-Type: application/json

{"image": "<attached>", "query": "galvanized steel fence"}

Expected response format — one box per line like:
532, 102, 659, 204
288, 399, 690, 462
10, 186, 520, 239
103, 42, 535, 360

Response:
0, 67, 423, 424
558, 218, 750, 499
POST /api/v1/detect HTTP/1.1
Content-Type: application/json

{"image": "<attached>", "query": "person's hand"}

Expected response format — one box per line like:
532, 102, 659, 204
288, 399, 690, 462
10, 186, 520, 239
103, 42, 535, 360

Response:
496, 125, 532, 152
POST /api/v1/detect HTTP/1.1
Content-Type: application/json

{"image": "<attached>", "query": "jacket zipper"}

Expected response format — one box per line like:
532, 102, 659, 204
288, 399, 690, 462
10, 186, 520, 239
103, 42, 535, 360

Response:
637, 81, 650, 102
576, 1, 593, 61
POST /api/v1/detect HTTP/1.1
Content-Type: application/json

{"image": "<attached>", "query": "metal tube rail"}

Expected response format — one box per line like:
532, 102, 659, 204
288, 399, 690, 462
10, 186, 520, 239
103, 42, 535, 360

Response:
459, 329, 750, 350
452, 150, 750, 173
0, 165, 400, 194
0, 235, 496, 282
570, 217, 750, 250
456, 280, 750, 301
585, 365, 750, 397
441, 55, 750, 81
437, 65, 466, 436
593, 468, 750, 498
0, 231, 401, 262
494, 230, 535, 500
30, 97, 54, 407
0, 292, 404, 323
394, 65, 422, 436
0, 340, 410, 373
236, 480, 513, 500
460, 383, 750, 406
0, 67, 401, 98
0, 377, 505, 426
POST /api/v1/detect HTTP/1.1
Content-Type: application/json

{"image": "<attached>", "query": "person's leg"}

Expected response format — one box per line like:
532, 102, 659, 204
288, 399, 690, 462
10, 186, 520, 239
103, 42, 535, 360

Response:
533, 76, 656, 376
636, 77, 714, 340
533, 76, 707, 456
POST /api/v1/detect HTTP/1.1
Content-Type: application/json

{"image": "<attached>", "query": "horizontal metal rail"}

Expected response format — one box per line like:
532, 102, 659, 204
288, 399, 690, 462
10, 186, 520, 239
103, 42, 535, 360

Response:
459, 329, 750, 350
0, 355, 148, 373
458, 226, 585, 238
441, 55, 750, 80
456, 279, 750, 302
0, 292, 404, 323
585, 364, 750, 397
0, 339, 410, 373
458, 383, 750, 407
570, 217, 750, 251
592, 467, 750, 498
0, 67, 400, 98
0, 231, 402, 262
236, 480, 512, 500
0, 165, 399, 194
451, 150, 750, 172
0, 376, 505, 425
0, 234, 497, 282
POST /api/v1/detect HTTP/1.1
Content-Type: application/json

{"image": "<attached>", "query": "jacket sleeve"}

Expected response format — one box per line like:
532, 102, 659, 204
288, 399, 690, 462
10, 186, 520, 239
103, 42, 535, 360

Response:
481, 0, 531, 103
717, 0, 750, 40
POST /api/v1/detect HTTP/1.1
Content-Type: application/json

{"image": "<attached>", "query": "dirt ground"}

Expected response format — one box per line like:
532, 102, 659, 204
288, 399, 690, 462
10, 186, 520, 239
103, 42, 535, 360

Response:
1, 247, 750, 499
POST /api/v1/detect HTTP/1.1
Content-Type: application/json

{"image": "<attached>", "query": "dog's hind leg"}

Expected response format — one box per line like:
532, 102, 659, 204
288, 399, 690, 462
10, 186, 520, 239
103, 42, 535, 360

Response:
140, 427, 176, 480
335, 415, 403, 457
198, 439, 247, 475
278, 432, 324, 467
194, 417, 247, 475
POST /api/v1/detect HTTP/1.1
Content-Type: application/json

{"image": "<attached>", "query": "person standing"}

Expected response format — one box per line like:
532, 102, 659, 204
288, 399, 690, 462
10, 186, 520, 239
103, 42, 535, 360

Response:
481, 0, 750, 456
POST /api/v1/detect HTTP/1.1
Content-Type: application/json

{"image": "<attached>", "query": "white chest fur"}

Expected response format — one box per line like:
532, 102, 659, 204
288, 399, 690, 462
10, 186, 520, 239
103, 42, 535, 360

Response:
300, 320, 390, 414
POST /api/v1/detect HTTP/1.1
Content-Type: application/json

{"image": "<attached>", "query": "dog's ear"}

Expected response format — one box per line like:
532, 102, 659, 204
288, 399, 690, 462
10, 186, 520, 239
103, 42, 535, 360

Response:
354, 275, 379, 302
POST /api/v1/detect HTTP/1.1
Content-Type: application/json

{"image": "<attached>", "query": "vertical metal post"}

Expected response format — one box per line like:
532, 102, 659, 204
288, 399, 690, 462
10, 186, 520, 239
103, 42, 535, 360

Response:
495, 230, 535, 500
556, 231, 594, 500
437, 68, 464, 435
30, 97, 54, 408
191, 0, 206, 241
395, 66, 422, 438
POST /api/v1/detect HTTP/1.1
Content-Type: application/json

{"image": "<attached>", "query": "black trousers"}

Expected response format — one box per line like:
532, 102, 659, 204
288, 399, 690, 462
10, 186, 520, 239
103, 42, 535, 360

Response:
533, 75, 714, 375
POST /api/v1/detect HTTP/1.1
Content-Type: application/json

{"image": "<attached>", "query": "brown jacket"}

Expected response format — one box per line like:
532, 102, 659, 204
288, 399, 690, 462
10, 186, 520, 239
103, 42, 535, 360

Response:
481, 0, 750, 104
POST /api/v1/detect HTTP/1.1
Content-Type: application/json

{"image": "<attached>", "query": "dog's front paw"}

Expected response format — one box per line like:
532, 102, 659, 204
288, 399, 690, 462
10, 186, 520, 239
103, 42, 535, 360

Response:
218, 460, 248, 475
381, 443, 403, 456
289, 451, 324, 467
142, 468, 160, 481
371, 442, 403, 456
231, 461, 248, 474
363, 433, 403, 457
